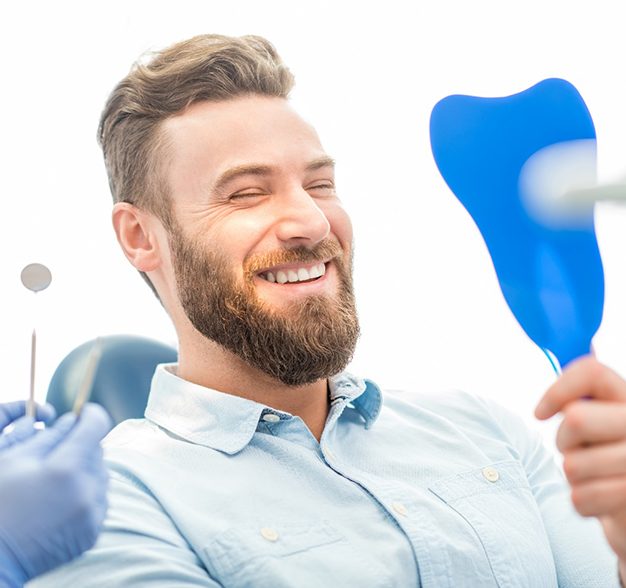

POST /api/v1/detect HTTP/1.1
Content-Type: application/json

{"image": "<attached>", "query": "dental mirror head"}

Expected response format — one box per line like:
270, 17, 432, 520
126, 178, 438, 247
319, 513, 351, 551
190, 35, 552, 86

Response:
20, 263, 52, 293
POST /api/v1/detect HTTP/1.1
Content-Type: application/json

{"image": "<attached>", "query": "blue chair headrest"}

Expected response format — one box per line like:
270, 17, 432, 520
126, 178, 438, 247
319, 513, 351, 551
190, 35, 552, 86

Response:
46, 335, 178, 425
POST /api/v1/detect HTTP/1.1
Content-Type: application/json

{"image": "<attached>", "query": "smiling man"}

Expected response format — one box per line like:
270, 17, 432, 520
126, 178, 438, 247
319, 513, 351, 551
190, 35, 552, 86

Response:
28, 34, 626, 587
145, 94, 359, 440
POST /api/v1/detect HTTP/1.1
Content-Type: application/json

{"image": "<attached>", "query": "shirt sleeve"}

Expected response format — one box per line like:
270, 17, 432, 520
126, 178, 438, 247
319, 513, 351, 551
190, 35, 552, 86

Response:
479, 396, 620, 588
26, 469, 223, 587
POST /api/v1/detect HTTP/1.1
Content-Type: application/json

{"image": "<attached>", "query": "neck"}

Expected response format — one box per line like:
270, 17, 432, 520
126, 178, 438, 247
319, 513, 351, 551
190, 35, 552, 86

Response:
176, 332, 330, 441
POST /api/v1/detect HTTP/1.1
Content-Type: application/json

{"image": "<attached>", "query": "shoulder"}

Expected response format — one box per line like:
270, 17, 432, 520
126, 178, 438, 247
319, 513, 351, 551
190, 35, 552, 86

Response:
382, 386, 507, 423
101, 418, 206, 484
380, 387, 538, 449
102, 417, 162, 450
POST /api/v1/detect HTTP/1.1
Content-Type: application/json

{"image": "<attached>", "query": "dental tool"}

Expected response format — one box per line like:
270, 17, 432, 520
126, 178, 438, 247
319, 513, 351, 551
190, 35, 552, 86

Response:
430, 78, 603, 372
517, 138, 626, 226
20, 263, 52, 419
72, 338, 103, 416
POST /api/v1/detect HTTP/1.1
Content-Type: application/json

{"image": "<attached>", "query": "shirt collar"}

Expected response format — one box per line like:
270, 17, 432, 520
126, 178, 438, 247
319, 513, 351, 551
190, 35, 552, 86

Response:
328, 372, 382, 428
144, 364, 382, 455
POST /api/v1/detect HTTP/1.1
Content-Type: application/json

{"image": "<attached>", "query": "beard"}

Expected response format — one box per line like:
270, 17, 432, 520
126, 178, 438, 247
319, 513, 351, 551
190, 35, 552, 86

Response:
169, 227, 360, 387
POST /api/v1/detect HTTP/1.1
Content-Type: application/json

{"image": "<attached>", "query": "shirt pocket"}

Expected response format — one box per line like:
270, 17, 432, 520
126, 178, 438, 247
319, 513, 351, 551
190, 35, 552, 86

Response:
429, 460, 558, 588
202, 520, 392, 588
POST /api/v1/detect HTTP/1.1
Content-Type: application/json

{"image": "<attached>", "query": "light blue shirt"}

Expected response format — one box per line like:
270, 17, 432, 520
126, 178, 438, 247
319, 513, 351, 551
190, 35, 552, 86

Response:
30, 364, 618, 587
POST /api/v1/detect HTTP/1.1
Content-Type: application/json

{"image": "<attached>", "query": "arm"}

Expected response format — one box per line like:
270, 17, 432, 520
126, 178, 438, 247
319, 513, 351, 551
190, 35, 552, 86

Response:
28, 467, 223, 587
536, 356, 626, 587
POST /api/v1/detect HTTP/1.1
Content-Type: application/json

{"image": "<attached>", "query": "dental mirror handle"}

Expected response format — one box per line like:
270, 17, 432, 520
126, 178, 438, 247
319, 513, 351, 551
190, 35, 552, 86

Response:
27, 330, 36, 419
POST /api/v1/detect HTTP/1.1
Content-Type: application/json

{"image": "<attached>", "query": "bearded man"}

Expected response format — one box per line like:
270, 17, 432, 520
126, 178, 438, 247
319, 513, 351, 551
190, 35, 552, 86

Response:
29, 34, 626, 587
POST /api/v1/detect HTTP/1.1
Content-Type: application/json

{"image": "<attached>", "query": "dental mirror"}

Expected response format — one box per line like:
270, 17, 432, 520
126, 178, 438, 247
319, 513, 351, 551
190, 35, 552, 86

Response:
21, 263, 52, 293
20, 263, 52, 418
430, 78, 604, 371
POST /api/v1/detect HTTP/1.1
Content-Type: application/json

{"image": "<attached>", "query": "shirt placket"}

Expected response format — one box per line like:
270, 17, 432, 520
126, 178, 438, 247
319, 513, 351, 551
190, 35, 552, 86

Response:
319, 399, 461, 588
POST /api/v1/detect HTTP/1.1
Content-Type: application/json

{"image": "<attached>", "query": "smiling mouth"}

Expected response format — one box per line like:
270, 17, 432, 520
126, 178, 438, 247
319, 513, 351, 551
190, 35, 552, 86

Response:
257, 262, 327, 284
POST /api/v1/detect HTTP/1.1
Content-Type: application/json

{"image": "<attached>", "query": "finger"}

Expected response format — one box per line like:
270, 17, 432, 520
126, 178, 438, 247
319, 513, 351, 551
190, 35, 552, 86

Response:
0, 404, 60, 452
0, 401, 55, 430
535, 356, 626, 419
0, 401, 27, 429
35, 403, 57, 424
600, 513, 626, 560
563, 442, 626, 483
555, 401, 626, 451
10, 411, 78, 458
51, 404, 112, 461
570, 476, 626, 517
0, 416, 37, 450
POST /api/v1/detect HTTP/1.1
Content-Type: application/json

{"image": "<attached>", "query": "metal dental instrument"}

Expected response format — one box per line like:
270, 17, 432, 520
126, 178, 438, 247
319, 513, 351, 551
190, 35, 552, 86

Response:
561, 180, 626, 205
520, 139, 626, 213
72, 338, 103, 415
20, 263, 52, 419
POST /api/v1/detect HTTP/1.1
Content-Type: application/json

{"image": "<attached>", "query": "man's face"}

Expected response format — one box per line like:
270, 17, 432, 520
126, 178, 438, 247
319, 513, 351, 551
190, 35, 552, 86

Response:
161, 96, 359, 386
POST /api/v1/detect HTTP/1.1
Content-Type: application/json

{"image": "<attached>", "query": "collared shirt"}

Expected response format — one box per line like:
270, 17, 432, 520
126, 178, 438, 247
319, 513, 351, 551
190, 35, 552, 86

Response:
30, 364, 618, 587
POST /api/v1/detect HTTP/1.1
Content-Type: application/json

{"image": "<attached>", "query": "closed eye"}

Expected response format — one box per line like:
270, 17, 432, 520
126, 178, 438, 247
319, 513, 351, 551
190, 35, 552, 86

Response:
229, 190, 267, 200
307, 183, 336, 196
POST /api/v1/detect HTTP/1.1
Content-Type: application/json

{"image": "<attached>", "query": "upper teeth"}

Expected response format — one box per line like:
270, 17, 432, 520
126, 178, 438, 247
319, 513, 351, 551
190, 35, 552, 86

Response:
263, 263, 326, 284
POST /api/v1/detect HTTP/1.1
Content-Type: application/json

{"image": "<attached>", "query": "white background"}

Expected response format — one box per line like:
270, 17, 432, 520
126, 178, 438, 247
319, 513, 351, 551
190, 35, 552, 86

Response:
2, 0, 626, 447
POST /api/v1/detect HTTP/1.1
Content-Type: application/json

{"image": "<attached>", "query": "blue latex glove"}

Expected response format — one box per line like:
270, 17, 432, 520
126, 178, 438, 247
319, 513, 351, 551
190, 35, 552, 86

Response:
0, 402, 56, 450
0, 402, 112, 587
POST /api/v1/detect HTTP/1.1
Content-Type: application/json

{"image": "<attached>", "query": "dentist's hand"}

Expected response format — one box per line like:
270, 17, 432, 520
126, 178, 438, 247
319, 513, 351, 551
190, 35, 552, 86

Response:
0, 402, 112, 587
535, 356, 626, 581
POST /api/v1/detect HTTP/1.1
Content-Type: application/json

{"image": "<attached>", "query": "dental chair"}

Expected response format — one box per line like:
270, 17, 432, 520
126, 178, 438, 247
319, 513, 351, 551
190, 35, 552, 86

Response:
46, 335, 178, 425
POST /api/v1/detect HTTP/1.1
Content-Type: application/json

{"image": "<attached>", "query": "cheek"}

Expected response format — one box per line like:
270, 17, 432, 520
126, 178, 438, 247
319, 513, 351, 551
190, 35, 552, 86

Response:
326, 203, 353, 250
211, 213, 274, 271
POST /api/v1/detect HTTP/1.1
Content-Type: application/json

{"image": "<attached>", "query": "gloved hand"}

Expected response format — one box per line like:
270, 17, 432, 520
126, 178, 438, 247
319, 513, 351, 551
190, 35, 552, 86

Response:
0, 403, 112, 587
0, 401, 56, 450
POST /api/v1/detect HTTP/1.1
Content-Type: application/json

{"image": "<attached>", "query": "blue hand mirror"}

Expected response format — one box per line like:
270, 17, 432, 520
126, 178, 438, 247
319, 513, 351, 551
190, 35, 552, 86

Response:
429, 78, 604, 369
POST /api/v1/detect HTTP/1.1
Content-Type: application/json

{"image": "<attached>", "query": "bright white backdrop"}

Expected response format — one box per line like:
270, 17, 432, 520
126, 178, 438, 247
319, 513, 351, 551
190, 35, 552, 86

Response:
2, 0, 626, 446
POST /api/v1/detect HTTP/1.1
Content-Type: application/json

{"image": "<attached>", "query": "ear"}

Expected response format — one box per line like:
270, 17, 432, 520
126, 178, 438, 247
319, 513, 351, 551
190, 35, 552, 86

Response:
112, 203, 165, 272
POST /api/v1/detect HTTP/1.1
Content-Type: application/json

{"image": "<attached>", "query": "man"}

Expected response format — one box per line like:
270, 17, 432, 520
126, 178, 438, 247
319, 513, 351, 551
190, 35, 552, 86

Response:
28, 34, 626, 586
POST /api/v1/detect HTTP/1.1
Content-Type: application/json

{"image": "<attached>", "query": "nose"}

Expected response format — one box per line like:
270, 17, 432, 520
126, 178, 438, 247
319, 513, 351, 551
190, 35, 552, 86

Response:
273, 187, 331, 247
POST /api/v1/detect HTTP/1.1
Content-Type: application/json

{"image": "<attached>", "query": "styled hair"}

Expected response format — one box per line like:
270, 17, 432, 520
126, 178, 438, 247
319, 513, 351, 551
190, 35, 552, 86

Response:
97, 34, 295, 296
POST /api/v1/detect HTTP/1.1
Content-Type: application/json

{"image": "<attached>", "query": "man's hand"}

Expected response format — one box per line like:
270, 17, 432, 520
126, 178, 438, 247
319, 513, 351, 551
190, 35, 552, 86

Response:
0, 403, 112, 587
535, 356, 626, 581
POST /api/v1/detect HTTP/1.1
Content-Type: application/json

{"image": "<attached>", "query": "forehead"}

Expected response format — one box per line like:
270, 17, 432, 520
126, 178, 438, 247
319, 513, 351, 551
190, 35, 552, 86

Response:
161, 96, 328, 179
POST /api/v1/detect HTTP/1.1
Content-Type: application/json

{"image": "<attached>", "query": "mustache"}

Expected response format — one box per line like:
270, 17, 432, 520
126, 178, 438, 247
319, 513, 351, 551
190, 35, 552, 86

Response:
244, 239, 344, 277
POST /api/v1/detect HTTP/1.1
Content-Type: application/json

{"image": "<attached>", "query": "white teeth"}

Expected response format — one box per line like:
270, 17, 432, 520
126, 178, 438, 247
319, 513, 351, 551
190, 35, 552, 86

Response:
262, 262, 327, 283
310, 263, 325, 279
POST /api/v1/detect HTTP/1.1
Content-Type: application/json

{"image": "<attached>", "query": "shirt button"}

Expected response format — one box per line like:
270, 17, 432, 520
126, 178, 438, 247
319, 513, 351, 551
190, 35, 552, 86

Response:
392, 502, 408, 517
482, 466, 499, 482
262, 413, 281, 423
260, 527, 279, 542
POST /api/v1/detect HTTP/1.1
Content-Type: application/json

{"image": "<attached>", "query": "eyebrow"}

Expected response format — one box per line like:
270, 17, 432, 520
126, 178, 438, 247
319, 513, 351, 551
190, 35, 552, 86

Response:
212, 156, 336, 194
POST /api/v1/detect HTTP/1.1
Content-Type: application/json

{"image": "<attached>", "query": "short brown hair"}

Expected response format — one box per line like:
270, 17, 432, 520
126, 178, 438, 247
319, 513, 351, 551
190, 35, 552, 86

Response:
98, 34, 295, 295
